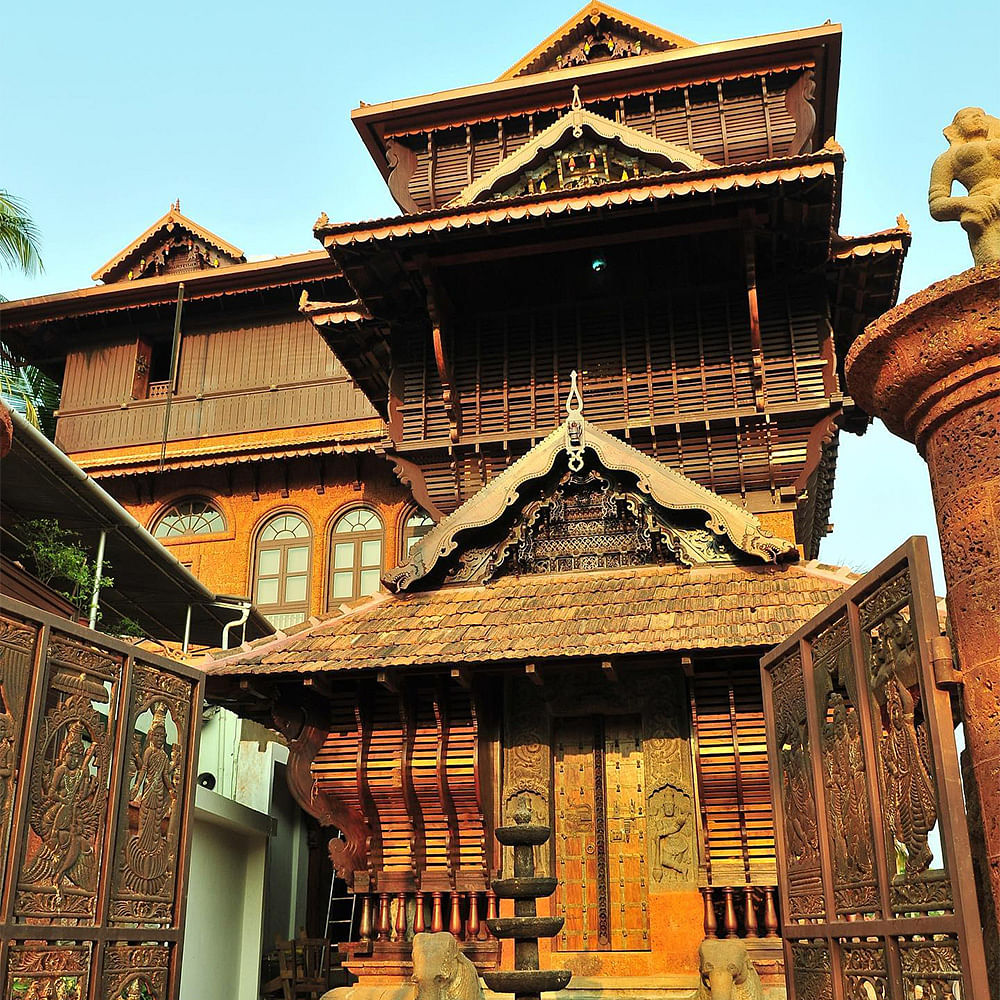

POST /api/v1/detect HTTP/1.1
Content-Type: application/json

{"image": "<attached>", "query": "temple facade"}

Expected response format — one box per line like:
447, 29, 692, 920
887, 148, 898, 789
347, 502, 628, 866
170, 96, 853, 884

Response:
0, 3, 909, 994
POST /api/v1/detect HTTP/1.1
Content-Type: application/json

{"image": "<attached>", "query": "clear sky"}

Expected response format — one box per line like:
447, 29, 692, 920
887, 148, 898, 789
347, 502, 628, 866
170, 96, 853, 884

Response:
4, 0, 998, 591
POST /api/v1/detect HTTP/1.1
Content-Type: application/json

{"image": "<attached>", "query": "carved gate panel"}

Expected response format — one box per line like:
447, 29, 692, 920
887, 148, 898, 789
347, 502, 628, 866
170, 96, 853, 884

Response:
0, 598, 203, 1000
761, 538, 990, 1000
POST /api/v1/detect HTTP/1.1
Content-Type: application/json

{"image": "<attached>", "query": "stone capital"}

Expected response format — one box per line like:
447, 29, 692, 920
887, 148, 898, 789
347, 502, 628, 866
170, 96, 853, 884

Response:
845, 262, 1000, 453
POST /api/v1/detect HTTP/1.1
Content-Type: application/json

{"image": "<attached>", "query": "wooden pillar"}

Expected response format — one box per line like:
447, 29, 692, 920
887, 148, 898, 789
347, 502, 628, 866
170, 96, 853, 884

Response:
467, 892, 480, 940
448, 891, 463, 938
377, 893, 391, 941
431, 891, 444, 933
394, 892, 407, 941
722, 887, 738, 938
359, 893, 373, 941
763, 887, 779, 938
702, 887, 717, 938
743, 886, 758, 938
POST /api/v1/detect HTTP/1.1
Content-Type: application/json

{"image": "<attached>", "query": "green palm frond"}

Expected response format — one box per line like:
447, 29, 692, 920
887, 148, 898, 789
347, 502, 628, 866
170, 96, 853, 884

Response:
0, 189, 43, 275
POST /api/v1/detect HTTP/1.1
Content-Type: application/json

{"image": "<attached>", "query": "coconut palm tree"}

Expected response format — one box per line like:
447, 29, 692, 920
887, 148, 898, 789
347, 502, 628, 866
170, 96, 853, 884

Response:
0, 189, 59, 436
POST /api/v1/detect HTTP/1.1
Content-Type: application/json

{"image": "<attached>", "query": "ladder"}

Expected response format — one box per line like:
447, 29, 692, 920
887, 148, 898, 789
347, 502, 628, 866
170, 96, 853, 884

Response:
325, 873, 357, 945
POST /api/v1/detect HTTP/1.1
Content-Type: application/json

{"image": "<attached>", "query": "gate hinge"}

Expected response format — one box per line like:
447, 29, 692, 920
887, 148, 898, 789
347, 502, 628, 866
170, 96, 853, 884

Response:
929, 635, 963, 689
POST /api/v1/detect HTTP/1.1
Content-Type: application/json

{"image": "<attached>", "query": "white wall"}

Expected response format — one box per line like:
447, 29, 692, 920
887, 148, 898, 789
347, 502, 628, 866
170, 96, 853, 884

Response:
180, 787, 272, 1000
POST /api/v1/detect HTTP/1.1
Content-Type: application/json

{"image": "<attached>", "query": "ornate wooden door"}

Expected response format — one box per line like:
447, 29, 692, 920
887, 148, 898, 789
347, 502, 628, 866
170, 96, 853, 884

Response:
761, 538, 990, 1000
553, 715, 649, 951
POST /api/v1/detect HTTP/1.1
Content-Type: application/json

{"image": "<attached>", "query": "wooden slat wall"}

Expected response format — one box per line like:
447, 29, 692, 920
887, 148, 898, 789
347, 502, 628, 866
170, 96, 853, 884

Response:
400, 279, 825, 449
443, 685, 487, 878
396, 74, 801, 212
367, 685, 414, 873
55, 316, 377, 453
691, 662, 776, 884
411, 683, 450, 872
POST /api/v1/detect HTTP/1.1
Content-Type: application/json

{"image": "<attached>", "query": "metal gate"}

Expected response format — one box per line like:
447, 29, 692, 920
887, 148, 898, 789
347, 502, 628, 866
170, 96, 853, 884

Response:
0, 597, 204, 1000
760, 538, 990, 1000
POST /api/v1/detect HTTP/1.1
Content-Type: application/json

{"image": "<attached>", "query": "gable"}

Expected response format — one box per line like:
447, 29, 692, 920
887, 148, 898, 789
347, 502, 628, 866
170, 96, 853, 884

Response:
385, 379, 795, 593
499, 3, 694, 80
92, 203, 245, 284
451, 94, 714, 206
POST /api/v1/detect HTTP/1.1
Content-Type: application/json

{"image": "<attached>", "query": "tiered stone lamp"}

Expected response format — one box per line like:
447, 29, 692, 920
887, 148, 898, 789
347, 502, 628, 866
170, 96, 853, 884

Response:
483, 801, 571, 1000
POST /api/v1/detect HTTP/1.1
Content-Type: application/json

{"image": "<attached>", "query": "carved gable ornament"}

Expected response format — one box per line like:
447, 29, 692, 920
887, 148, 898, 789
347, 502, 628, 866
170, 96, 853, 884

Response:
451, 92, 714, 207
92, 202, 245, 284
498, 3, 694, 80
385, 374, 795, 593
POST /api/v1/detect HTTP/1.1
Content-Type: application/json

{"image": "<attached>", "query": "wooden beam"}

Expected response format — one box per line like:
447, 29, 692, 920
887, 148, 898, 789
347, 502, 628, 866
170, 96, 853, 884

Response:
525, 662, 543, 686
450, 666, 472, 689
377, 669, 400, 695
303, 675, 336, 699
601, 659, 619, 683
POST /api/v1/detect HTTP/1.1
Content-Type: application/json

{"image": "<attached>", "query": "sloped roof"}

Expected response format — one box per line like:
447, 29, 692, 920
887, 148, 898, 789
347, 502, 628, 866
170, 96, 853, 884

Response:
388, 408, 796, 594
499, 2, 695, 80
208, 561, 854, 676
92, 203, 245, 283
450, 91, 714, 206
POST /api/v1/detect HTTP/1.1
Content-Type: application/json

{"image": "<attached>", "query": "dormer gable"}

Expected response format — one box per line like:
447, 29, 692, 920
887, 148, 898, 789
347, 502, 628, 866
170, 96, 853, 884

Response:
499, 2, 695, 80
450, 88, 714, 206
385, 374, 795, 593
92, 202, 245, 284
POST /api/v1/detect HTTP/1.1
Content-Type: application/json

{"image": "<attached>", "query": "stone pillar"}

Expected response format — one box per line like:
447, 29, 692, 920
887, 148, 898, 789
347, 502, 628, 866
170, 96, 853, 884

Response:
845, 260, 1000, 973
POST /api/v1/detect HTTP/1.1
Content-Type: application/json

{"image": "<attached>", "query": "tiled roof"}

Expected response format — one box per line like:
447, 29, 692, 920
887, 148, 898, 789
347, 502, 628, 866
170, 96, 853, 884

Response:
209, 561, 857, 676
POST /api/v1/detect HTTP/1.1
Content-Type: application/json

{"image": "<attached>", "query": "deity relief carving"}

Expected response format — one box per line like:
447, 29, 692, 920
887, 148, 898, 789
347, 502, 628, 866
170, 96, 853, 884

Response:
929, 107, 1000, 265
18, 695, 109, 918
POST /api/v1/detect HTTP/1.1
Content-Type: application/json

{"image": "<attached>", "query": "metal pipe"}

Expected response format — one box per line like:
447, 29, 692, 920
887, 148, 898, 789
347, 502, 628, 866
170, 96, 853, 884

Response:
88, 529, 107, 629
221, 601, 251, 651
182, 604, 192, 654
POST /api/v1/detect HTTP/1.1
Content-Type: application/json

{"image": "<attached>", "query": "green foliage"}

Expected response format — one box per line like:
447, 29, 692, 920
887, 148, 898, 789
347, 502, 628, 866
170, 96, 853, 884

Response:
0, 189, 43, 277
16, 518, 113, 617
1, 343, 59, 437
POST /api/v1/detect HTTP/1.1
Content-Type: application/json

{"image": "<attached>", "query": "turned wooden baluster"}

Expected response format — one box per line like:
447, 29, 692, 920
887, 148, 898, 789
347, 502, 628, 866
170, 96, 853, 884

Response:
414, 891, 426, 934
431, 891, 444, 933
763, 886, 779, 938
476, 892, 488, 941
467, 891, 480, 940
394, 891, 407, 941
702, 887, 718, 938
743, 886, 758, 938
359, 893, 373, 941
485, 890, 498, 935
377, 893, 391, 941
723, 887, 738, 938
448, 891, 463, 938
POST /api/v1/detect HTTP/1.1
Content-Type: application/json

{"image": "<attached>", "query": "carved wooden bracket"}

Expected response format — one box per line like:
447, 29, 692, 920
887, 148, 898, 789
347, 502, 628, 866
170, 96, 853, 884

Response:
385, 138, 419, 214
785, 69, 817, 156
272, 700, 369, 879
742, 220, 766, 410
420, 262, 462, 444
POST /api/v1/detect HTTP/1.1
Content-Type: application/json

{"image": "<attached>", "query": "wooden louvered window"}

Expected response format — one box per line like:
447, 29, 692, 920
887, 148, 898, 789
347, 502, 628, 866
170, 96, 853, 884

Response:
691, 661, 776, 885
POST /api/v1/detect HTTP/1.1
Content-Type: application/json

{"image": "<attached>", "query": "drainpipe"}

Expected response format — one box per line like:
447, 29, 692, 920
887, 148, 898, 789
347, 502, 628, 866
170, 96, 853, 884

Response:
182, 604, 192, 654
88, 529, 107, 630
221, 601, 251, 651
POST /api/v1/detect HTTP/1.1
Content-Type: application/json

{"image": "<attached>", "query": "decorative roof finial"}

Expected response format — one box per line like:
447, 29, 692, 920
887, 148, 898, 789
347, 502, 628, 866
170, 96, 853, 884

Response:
171, 198, 181, 213
571, 84, 582, 111
565, 370, 585, 471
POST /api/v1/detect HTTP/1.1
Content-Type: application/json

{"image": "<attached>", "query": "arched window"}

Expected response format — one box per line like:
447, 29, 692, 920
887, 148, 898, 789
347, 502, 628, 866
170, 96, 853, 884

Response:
329, 508, 383, 603
254, 513, 312, 629
403, 509, 434, 555
153, 498, 226, 538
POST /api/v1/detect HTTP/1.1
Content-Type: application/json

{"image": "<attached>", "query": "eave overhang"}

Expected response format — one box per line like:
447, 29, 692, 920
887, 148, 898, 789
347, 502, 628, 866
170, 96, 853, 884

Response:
1, 409, 274, 646
351, 23, 842, 186
0, 251, 341, 331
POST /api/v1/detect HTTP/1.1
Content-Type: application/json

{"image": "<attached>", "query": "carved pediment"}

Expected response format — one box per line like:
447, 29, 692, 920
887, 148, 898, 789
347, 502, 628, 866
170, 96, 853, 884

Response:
92, 202, 245, 284
499, 3, 694, 80
384, 377, 796, 593
451, 95, 714, 207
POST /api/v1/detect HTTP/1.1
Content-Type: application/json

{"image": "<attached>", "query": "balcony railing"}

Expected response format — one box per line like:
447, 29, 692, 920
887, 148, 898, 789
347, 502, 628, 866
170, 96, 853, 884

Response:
701, 885, 780, 939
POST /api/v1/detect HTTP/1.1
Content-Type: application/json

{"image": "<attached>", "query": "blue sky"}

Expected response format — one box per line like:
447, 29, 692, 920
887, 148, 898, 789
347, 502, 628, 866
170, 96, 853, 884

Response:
5, 0, 997, 590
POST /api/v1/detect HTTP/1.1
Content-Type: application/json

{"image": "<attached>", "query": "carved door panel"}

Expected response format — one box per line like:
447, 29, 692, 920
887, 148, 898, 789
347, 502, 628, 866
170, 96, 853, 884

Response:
553, 716, 649, 952
604, 719, 649, 950
761, 538, 990, 1000
554, 718, 600, 951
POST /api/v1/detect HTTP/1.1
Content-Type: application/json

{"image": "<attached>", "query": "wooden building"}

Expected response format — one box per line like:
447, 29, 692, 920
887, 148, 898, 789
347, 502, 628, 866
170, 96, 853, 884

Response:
0, 3, 908, 993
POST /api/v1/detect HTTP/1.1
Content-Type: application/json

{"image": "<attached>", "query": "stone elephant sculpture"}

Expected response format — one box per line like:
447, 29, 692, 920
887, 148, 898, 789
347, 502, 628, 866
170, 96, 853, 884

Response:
411, 932, 484, 1000
697, 938, 764, 1000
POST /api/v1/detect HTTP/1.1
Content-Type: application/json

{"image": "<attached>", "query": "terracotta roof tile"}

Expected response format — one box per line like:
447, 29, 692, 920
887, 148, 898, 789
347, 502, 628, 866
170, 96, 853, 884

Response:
210, 561, 853, 678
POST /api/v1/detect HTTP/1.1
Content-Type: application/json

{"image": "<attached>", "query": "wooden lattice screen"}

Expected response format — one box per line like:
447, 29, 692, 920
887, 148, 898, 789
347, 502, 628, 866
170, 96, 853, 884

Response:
0, 596, 204, 1000
692, 661, 776, 885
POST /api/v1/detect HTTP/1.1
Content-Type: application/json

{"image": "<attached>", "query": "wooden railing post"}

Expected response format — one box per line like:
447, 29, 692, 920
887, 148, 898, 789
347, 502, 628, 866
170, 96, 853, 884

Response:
763, 886, 779, 938
723, 887, 738, 938
431, 891, 444, 933
467, 891, 480, 940
448, 891, 463, 937
414, 891, 426, 934
359, 893, 373, 941
743, 886, 758, 938
394, 891, 407, 941
701, 887, 718, 938
377, 893, 391, 941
